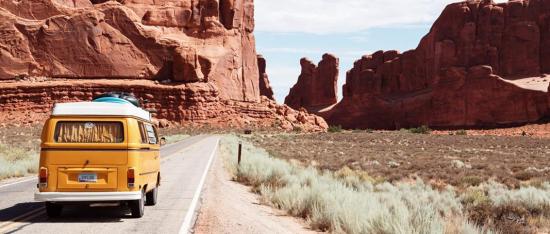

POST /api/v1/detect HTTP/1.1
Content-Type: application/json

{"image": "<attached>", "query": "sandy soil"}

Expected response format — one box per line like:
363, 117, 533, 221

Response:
193, 149, 319, 234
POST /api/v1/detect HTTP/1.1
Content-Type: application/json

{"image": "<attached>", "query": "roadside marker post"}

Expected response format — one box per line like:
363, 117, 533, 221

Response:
238, 142, 242, 165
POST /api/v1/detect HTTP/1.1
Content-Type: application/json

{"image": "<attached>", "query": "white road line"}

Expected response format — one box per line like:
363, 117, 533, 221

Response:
0, 177, 36, 190
178, 138, 220, 234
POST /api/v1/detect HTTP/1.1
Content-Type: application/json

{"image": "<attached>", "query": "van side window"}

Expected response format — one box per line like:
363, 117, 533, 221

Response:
153, 126, 159, 142
144, 124, 157, 144
138, 122, 148, 144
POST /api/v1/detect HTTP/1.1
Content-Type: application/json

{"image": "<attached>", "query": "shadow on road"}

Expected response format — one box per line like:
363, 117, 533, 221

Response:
0, 202, 43, 222
0, 202, 134, 223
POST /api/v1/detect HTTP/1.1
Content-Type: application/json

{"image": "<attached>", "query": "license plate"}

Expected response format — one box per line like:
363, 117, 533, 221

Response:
78, 173, 97, 183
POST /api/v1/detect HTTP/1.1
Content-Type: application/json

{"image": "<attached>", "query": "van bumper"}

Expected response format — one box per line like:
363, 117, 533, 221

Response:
35, 191, 142, 202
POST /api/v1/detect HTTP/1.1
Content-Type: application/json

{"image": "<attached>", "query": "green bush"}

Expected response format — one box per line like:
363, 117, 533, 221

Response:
327, 125, 343, 133
409, 125, 432, 134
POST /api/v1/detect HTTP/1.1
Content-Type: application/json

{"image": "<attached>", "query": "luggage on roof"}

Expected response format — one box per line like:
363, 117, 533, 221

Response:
93, 92, 141, 107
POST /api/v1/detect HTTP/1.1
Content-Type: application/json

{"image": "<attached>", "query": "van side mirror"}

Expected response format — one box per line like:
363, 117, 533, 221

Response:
160, 137, 166, 146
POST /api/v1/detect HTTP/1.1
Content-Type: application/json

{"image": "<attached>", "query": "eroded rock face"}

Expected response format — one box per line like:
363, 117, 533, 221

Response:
0, 0, 258, 101
285, 53, 339, 112
323, 0, 550, 129
257, 55, 274, 100
0, 79, 327, 131
0, 0, 327, 131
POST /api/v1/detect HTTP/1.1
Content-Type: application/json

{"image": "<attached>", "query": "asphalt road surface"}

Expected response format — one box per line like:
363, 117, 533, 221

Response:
0, 135, 220, 234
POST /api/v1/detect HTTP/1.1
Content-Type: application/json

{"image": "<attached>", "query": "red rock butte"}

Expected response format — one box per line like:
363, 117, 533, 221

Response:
0, 0, 327, 131
285, 53, 339, 112
288, 0, 550, 130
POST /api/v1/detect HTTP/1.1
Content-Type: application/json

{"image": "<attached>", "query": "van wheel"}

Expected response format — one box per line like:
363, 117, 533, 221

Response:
145, 187, 158, 206
130, 191, 145, 218
45, 202, 63, 218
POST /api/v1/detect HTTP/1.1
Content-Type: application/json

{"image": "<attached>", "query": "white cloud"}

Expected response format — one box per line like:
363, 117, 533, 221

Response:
255, 0, 510, 34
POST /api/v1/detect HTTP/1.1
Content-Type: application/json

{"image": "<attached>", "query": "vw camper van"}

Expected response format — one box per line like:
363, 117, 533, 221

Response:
35, 96, 161, 218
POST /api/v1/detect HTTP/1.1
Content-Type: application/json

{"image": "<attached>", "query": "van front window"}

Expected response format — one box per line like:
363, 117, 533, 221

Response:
54, 121, 124, 143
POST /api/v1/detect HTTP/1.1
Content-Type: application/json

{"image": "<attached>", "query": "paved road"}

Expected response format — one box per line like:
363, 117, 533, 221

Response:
0, 135, 220, 234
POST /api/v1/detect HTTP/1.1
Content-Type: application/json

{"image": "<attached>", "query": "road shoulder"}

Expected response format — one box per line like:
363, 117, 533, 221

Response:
193, 148, 318, 234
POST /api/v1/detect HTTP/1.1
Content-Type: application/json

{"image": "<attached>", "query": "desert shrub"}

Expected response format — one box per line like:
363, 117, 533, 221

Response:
461, 176, 484, 187
514, 171, 537, 181
220, 135, 486, 234
409, 125, 432, 134
456, 130, 468, 136
0, 144, 39, 180
327, 125, 343, 133
461, 188, 491, 207
484, 181, 550, 216
292, 126, 302, 132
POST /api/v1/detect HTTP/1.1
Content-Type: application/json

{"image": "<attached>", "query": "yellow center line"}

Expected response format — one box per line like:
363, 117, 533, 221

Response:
0, 208, 45, 233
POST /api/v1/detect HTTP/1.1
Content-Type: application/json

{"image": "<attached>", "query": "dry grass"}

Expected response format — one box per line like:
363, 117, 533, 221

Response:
228, 133, 550, 233
221, 135, 496, 234
0, 144, 39, 180
0, 125, 41, 180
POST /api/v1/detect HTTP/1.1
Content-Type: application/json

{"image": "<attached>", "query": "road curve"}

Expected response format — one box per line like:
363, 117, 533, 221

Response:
0, 135, 219, 234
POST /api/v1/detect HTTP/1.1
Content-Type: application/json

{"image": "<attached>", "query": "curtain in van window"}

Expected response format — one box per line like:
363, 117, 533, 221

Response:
55, 122, 124, 143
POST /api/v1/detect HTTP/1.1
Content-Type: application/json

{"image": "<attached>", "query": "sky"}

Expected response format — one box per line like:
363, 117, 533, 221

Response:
254, 0, 508, 103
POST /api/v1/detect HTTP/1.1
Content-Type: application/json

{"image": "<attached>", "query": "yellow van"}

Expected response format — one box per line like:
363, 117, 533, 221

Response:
35, 98, 162, 218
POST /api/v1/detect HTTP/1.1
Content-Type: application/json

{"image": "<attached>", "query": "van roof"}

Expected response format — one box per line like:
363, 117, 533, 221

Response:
52, 102, 151, 121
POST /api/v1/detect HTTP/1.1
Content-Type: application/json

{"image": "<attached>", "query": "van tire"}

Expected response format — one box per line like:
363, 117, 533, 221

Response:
45, 202, 63, 218
145, 187, 158, 206
130, 191, 145, 218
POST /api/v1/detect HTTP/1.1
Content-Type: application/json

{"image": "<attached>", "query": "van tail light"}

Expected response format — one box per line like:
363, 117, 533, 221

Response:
127, 168, 135, 188
39, 167, 48, 188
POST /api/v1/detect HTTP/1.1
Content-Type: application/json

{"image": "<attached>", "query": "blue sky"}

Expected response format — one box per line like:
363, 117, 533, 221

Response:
254, 0, 507, 102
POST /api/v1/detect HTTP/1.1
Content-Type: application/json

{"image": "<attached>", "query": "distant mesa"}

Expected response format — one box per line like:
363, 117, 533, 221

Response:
286, 0, 550, 129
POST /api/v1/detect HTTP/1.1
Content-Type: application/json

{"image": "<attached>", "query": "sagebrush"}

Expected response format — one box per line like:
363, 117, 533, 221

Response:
0, 144, 38, 180
221, 135, 498, 233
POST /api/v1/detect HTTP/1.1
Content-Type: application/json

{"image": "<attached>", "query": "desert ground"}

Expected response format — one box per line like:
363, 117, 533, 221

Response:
250, 129, 550, 189
2, 124, 550, 233
241, 126, 550, 234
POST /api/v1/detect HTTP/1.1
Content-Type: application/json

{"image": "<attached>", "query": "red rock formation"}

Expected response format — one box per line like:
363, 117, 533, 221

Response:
0, 0, 327, 131
0, 0, 258, 101
285, 53, 339, 112
0, 79, 327, 131
324, 0, 550, 129
257, 55, 274, 100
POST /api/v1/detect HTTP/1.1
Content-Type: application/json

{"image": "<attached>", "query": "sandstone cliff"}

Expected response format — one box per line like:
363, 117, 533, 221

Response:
285, 53, 339, 112
0, 0, 327, 131
313, 0, 550, 129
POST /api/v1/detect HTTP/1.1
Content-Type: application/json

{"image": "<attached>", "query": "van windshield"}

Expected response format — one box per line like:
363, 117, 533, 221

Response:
54, 121, 124, 143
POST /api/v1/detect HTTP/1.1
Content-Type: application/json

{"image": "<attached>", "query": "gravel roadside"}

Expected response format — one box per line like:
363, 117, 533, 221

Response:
193, 149, 319, 234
